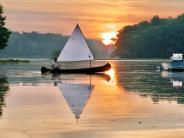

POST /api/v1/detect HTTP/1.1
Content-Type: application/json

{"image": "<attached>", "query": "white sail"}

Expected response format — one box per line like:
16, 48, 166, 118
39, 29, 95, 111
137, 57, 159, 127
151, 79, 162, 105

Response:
58, 83, 94, 119
57, 24, 94, 61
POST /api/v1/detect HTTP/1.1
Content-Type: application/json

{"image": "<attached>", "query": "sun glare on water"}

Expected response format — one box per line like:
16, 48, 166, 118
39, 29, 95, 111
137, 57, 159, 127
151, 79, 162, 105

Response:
101, 32, 117, 46
105, 69, 115, 78
105, 68, 116, 84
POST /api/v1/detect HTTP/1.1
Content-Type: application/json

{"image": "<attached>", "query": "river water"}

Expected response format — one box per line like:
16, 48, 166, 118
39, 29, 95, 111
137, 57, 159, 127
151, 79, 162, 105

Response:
0, 60, 184, 138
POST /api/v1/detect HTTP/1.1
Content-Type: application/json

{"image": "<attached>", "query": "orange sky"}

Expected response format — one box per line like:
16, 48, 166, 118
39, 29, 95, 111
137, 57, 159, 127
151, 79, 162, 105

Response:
1, 0, 184, 39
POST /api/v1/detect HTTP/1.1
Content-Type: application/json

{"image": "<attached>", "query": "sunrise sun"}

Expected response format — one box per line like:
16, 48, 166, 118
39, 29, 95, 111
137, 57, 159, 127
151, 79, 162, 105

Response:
101, 32, 117, 46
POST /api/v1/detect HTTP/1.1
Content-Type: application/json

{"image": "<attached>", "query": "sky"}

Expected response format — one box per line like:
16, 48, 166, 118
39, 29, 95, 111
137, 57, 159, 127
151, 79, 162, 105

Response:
1, 0, 184, 40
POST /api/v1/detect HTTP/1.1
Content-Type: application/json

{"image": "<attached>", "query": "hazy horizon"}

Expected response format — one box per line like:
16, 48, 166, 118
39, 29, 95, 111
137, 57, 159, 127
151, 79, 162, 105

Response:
1, 0, 184, 41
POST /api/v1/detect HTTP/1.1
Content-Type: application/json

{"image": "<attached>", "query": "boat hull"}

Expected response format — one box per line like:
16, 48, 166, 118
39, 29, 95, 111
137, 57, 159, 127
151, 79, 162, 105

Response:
161, 60, 184, 71
41, 63, 111, 74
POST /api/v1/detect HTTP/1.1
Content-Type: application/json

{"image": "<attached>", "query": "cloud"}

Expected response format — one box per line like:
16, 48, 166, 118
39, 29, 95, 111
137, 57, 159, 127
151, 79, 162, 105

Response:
2, 0, 184, 39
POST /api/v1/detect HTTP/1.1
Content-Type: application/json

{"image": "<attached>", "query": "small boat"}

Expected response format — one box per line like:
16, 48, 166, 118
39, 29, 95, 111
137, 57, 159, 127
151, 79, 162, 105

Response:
161, 53, 184, 71
41, 63, 111, 74
41, 24, 111, 74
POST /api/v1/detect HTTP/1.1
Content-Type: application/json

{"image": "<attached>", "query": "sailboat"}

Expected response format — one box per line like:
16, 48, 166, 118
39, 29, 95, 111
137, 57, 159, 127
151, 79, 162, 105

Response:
41, 24, 111, 74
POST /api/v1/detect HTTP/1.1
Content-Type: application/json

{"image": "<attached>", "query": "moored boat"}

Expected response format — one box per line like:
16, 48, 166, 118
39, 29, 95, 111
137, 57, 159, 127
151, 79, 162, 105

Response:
161, 53, 184, 71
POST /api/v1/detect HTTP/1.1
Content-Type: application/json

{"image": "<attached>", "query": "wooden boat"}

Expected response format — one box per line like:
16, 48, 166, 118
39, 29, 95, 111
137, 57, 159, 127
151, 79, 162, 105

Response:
41, 24, 111, 74
41, 63, 111, 74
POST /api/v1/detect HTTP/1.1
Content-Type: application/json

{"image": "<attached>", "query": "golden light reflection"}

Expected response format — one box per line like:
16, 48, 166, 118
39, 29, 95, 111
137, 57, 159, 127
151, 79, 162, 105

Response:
101, 32, 117, 45
105, 68, 116, 84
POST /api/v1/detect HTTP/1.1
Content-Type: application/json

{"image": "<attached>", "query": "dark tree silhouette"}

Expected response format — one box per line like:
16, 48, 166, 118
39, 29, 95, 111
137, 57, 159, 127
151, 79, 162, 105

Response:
151, 15, 161, 26
0, 4, 11, 50
114, 13, 184, 58
0, 76, 8, 116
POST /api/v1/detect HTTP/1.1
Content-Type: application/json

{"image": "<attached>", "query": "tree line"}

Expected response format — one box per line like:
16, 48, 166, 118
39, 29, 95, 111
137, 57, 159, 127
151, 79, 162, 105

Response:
0, 4, 11, 50
113, 14, 184, 58
0, 31, 68, 58
0, 31, 111, 59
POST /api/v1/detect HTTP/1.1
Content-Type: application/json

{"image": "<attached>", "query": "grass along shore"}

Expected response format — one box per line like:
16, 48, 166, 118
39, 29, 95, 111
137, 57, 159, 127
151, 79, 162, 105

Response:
0, 58, 30, 63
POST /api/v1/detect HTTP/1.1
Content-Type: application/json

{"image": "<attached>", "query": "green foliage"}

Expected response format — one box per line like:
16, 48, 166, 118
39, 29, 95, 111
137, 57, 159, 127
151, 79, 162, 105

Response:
51, 49, 60, 59
151, 15, 161, 26
114, 14, 184, 58
0, 32, 68, 58
0, 59, 30, 63
0, 76, 8, 92
0, 76, 8, 115
0, 4, 11, 50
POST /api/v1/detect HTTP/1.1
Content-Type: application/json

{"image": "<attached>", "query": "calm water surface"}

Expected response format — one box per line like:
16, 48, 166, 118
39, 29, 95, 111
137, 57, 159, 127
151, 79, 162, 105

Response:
0, 60, 184, 138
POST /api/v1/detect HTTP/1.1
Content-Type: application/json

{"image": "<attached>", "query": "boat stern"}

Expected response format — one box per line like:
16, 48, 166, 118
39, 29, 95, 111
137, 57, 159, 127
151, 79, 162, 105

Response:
161, 63, 169, 71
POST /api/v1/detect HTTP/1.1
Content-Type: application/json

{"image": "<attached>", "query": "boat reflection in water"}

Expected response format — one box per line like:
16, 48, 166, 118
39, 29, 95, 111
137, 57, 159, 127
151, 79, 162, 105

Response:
51, 73, 110, 123
0, 75, 9, 117
173, 80, 182, 88
58, 83, 94, 123
161, 71, 184, 88
112, 60, 184, 104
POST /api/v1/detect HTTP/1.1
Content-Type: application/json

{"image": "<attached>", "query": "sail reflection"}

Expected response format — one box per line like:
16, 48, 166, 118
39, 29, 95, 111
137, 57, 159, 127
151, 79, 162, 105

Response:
58, 83, 94, 122
51, 73, 112, 123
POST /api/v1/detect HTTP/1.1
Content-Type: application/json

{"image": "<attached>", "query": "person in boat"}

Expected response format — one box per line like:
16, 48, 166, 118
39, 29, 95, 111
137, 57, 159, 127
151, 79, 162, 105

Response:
51, 58, 60, 69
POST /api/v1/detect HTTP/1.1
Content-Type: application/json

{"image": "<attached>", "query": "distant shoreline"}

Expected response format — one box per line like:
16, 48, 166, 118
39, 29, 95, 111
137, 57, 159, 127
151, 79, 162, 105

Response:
0, 58, 30, 63
0, 58, 169, 62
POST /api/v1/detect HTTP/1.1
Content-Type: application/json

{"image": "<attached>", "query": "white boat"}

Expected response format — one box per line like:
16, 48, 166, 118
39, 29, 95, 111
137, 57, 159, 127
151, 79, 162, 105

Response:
161, 53, 184, 71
